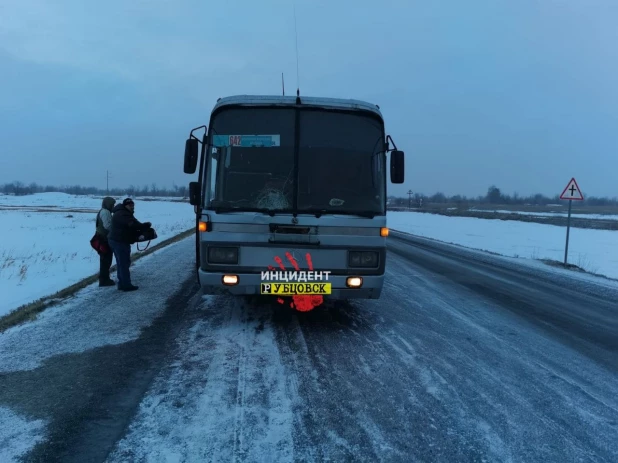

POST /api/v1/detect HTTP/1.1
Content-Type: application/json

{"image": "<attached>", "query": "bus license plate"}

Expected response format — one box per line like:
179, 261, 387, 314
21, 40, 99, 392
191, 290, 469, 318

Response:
260, 283, 331, 295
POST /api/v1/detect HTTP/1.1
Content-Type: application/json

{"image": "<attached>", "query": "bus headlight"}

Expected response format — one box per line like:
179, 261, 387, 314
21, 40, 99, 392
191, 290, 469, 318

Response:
346, 277, 363, 288
208, 247, 239, 264
348, 251, 379, 268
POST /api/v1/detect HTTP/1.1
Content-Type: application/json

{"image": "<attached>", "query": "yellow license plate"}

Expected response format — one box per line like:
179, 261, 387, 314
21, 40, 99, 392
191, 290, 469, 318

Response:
260, 282, 332, 295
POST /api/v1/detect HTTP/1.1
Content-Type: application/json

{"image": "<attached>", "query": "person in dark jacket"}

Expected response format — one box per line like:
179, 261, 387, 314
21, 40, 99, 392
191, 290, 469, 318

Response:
108, 198, 151, 291
95, 196, 116, 286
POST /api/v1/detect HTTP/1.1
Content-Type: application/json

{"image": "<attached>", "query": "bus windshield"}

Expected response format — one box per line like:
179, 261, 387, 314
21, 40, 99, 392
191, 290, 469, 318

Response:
205, 106, 386, 216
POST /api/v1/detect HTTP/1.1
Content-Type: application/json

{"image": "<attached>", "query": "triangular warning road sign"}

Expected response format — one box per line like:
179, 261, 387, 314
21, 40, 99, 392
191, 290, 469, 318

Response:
560, 177, 584, 201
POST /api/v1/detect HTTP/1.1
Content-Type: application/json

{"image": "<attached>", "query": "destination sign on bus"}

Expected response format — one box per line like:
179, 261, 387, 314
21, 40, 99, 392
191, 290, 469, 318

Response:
212, 134, 280, 147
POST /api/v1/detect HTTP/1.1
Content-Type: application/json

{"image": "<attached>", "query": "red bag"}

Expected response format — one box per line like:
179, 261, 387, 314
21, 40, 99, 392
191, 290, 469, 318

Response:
90, 233, 110, 254
91, 209, 111, 254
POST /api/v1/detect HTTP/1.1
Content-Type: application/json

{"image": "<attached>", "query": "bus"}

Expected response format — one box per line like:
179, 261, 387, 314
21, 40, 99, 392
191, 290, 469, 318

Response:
183, 93, 405, 301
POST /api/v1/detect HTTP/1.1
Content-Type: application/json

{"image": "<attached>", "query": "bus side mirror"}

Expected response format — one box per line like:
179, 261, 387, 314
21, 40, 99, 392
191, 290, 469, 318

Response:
189, 181, 201, 206
184, 138, 199, 174
390, 150, 405, 184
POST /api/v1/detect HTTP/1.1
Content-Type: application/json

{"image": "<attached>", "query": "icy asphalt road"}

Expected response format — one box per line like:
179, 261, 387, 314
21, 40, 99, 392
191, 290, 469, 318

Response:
1, 232, 617, 463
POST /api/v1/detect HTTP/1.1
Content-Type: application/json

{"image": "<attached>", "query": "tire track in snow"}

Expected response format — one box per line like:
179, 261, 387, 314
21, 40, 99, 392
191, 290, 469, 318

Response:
271, 302, 413, 462
232, 301, 250, 462
107, 295, 296, 463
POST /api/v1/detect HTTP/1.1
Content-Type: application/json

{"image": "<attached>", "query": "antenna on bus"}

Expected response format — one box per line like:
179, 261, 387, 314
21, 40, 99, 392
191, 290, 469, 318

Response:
293, 1, 301, 102
282, 72, 285, 96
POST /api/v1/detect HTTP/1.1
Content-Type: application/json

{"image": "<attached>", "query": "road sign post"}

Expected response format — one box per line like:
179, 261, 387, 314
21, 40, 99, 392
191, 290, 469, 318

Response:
559, 177, 584, 267
564, 199, 572, 266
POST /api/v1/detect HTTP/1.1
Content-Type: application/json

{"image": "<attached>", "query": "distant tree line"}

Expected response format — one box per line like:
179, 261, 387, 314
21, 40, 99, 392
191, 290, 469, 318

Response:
0, 181, 188, 198
2, 181, 616, 207
389, 185, 618, 208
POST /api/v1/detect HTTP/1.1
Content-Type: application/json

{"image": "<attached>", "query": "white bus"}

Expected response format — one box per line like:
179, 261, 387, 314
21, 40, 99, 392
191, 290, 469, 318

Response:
183, 94, 405, 301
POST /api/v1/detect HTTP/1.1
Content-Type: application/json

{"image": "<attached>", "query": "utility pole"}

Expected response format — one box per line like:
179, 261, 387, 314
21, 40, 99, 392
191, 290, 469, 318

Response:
407, 189, 413, 209
106, 170, 112, 194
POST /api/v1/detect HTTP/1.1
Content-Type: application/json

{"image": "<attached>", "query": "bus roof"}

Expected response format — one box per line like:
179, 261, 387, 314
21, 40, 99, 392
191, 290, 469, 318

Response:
211, 94, 384, 119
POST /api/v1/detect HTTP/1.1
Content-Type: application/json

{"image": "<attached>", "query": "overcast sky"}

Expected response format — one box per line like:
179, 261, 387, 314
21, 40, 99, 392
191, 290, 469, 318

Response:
1, 0, 617, 198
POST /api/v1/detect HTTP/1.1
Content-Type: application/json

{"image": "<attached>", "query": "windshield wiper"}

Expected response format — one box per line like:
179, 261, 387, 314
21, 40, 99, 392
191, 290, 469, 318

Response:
209, 205, 379, 219
298, 209, 380, 218
332, 210, 379, 218
209, 206, 284, 216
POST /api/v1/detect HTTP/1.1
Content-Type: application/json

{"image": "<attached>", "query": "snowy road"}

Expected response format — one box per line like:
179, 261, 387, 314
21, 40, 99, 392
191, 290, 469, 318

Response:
1, 233, 617, 462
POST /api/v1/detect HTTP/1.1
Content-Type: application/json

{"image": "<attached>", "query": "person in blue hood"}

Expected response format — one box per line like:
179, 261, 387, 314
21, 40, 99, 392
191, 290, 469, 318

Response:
108, 198, 151, 291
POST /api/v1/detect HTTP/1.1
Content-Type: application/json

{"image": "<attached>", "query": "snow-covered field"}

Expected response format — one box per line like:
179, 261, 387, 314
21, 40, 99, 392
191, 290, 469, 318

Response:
387, 211, 618, 280
472, 209, 618, 220
0, 193, 194, 317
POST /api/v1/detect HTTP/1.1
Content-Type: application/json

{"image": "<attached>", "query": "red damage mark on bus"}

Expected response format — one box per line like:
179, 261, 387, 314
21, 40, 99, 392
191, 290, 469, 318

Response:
270, 252, 323, 312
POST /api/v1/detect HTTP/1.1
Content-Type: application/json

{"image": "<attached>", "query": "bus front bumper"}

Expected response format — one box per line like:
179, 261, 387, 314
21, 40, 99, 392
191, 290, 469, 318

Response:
198, 270, 384, 300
